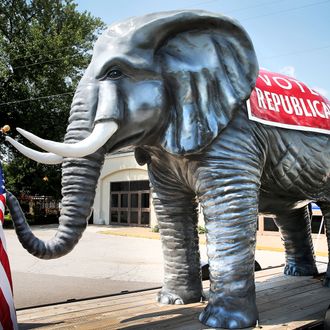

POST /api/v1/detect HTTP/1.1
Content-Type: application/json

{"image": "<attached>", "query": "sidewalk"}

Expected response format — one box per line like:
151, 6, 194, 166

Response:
95, 225, 328, 257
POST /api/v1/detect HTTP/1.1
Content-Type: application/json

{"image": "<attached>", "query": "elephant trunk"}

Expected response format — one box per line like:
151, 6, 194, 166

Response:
7, 81, 105, 259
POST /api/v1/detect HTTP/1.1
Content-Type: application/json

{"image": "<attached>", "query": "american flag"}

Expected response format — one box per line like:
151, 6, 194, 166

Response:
0, 164, 17, 330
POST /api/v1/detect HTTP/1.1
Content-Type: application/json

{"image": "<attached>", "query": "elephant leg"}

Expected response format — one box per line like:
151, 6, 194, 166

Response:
273, 206, 318, 276
149, 170, 203, 304
317, 203, 330, 287
198, 177, 259, 329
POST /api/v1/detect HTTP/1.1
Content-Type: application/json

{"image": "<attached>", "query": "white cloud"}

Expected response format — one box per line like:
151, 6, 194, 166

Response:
312, 86, 329, 98
279, 66, 295, 77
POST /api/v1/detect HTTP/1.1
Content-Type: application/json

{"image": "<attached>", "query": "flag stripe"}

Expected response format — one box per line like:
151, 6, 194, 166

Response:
0, 263, 17, 330
0, 224, 7, 253
0, 239, 13, 292
0, 288, 14, 330
0, 165, 17, 329
0, 193, 5, 225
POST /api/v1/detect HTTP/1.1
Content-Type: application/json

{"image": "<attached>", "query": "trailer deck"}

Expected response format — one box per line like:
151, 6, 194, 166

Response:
17, 262, 329, 329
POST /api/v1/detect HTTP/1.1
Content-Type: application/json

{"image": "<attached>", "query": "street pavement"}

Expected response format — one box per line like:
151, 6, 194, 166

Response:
7, 225, 164, 309
5, 224, 327, 309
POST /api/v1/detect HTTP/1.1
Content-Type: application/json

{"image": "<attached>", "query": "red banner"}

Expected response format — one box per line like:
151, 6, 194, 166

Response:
247, 69, 330, 134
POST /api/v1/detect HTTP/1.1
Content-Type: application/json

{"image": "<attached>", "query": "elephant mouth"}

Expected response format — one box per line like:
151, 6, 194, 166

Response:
106, 130, 145, 154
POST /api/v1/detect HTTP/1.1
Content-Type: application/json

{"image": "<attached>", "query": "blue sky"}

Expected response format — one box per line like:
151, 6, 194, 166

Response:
75, 0, 330, 97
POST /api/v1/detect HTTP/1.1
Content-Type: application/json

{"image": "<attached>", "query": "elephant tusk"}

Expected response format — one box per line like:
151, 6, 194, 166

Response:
6, 136, 63, 164
16, 121, 118, 158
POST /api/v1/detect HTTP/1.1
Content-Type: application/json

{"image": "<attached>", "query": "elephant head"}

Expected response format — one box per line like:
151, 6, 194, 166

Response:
6, 10, 258, 259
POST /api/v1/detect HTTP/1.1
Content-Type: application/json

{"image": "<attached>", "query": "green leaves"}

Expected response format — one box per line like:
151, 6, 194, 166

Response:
0, 0, 105, 196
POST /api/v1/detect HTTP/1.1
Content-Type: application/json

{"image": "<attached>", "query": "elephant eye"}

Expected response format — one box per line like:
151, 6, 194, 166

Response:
106, 69, 123, 80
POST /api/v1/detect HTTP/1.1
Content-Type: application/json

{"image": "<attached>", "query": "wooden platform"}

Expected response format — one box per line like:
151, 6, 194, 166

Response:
17, 263, 329, 330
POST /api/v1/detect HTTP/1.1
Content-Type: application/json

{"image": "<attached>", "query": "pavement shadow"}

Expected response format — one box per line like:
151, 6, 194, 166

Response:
119, 305, 205, 329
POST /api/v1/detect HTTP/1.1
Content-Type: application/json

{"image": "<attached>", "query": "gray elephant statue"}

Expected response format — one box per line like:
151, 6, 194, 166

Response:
5, 10, 330, 329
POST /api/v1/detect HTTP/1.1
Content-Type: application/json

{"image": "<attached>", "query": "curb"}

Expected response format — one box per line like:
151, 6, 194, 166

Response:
98, 230, 160, 240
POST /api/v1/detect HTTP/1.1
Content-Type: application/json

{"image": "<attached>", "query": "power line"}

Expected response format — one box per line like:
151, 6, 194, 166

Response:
241, 0, 330, 21
191, 0, 287, 14
0, 91, 74, 107
3, 0, 328, 70
12, 54, 82, 70
10, 45, 84, 62
262, 45, 330, 60
226, 0, 287, 14
0, 0, 289, 65
7, 0, 329, 70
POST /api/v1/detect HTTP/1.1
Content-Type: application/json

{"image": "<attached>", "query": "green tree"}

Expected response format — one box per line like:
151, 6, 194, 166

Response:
0, 0, 105, 198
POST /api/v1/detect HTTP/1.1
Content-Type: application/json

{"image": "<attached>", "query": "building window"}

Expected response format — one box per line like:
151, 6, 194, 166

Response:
263, 217, 279, 232
110, 180, 150, 226
258, 204, 325, 236
311, 216, 325, 234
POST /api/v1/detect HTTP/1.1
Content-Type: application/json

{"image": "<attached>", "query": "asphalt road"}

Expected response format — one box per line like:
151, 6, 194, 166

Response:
4, 224, 313, 310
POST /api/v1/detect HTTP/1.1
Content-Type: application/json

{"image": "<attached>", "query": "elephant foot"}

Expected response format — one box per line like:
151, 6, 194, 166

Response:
284, 263, 318, 276
157, 288, 203, 305
323, 275, 330, 287
199, 300, 258, 329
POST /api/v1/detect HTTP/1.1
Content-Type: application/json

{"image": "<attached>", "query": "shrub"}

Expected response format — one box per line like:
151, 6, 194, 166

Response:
151, 225, 159, 233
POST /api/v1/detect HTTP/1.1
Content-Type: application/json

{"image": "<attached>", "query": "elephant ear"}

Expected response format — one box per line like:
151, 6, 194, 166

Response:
148, 11, 258, 155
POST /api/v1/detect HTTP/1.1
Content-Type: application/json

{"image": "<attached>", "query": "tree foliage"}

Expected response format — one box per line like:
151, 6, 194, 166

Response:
0, 0, 105, 198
